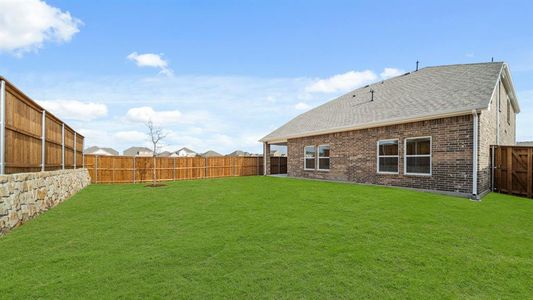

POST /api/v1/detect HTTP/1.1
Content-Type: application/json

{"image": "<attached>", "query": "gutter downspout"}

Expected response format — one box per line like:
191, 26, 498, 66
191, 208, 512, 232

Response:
472, 110, 479, 200
0, 80, 5, 175
496, 81, 500, 145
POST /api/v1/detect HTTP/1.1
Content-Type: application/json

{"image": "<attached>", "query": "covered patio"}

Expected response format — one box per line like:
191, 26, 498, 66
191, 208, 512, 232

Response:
263, 142, 287, 175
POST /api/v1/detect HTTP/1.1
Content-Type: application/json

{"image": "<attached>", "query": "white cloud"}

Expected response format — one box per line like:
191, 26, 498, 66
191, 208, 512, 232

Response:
127, 52, 173, 76
114, 131, 147, 143
37, 100, 107, 121
380, 67, 404, 79
294, 102, 311, 110
305, 70, 377, 93
0, 0, 82, 54
125, 106, 210, 125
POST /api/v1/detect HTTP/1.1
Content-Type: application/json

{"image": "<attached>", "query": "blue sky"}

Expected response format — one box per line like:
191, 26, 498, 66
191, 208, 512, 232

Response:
1, 0, 532, 154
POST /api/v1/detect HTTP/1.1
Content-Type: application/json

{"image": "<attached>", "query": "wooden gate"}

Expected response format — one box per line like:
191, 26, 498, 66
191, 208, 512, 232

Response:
494, 145, 533, 198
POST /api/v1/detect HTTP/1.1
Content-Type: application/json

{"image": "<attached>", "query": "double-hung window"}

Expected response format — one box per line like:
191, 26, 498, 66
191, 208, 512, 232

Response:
405, 137, 431, 175
377, 139, 399, 173
304, 146, 316, 170
317, 145, 330, 171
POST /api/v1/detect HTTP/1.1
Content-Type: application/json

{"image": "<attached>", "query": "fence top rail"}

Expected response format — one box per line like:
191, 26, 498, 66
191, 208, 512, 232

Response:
0, 76, 84, 138
84, 154, 263, 159
493, 145, 533, 149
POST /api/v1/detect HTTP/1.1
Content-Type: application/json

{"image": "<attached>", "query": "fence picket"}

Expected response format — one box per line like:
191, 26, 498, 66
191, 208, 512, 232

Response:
84, 155, 267, 184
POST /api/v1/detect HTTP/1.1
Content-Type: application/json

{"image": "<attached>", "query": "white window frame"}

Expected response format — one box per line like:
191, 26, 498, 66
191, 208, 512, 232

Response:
304, 145, 316, 171
317, 144, 330, 171
404, 136, 432, 176
376, 139, 399, 174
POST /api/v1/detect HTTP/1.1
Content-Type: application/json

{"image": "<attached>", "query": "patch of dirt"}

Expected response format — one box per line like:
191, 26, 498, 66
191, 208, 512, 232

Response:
145, 184, 167, 188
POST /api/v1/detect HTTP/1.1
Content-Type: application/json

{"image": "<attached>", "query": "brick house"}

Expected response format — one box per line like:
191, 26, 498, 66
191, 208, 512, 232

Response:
261, 62, 520, 199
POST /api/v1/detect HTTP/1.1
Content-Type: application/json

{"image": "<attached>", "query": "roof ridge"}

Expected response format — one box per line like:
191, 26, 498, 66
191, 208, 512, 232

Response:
421, 61, 504, 70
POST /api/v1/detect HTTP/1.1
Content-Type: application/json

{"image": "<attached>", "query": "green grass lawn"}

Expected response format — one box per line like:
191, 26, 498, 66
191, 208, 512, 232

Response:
1, 176, 532, 299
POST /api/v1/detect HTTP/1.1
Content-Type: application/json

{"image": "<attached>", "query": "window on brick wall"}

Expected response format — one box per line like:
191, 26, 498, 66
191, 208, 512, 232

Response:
405, 137, 431, 175
318, 145, 330, 170
377, 139, 399, 174
304, 146, 316, 170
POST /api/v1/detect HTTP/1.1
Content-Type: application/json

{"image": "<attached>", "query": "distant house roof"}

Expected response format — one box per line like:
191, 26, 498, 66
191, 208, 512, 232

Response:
261, 62, 520, 143
177, 147, 196, 154
85, 146, 119, 156
200, 150, 223, 157
157, 151, 171, 157
227, 150, 250, 156
123, 146, 153, 156
517, 141, 533, 146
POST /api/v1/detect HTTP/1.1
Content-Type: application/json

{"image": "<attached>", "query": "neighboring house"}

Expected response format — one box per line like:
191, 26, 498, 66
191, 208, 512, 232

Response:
157, 151, 171, 157
123, 147, 154, 157
261, 62, 520, 199
171, 147, 197, 157
227, 150, 251, 156
200, 150, 223, 157
84, 146, 119, 156
270, 150, 286, 157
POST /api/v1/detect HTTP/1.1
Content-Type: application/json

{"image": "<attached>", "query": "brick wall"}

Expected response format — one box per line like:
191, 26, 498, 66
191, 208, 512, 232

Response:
287, 115, 474, 195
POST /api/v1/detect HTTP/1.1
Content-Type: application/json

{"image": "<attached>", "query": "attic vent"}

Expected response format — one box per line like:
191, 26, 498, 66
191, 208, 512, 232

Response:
402, 72, 411, 76
364, 84, 370, 88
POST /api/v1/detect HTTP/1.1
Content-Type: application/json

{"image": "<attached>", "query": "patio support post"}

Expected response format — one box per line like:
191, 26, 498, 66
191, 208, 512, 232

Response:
263, 142, 271, 175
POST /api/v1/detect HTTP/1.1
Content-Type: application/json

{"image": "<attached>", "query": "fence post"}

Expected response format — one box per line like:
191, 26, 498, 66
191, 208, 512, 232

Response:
133, 156, 136, 183
527, 148, 533, 198
73, 132, 76, 169
205, 157, 208, 178
95, 155, 98, 183
112, 156, 115, 183
506, 148, 512, 193
0, 80, 5, 174
41, 110, 46, 171
173, 157, 176, 180
61, 123, 65, 170
82, 138, 85, 168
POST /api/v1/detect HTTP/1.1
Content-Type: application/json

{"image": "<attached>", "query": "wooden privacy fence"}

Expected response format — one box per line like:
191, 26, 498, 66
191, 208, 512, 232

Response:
84, 155, 264, 183
0, 77, 84, 174
493, 145, 533, 198
270, 156, 287, 174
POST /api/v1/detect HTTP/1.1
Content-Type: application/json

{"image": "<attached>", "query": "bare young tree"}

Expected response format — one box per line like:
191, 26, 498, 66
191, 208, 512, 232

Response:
146, 120, 167, 186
